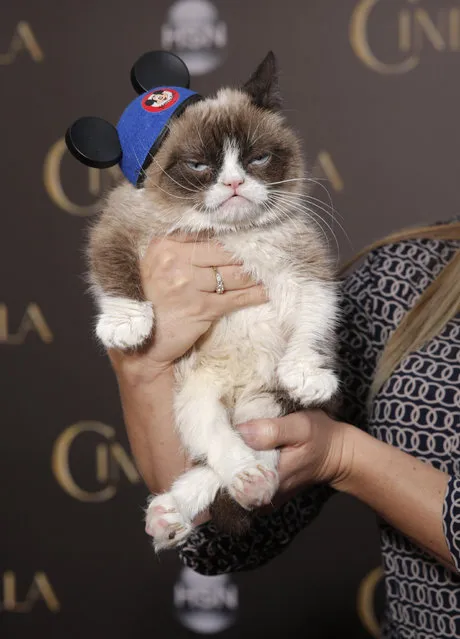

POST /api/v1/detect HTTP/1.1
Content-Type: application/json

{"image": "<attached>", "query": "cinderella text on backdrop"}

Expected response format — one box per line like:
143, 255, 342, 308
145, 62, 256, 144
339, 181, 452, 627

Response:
52, 422, 141, 502
350, 0, 460, 73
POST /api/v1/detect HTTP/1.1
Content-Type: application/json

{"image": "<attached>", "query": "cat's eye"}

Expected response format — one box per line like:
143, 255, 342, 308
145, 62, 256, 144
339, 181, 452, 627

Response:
186, 160, 209, 172
249, 154, 271, 167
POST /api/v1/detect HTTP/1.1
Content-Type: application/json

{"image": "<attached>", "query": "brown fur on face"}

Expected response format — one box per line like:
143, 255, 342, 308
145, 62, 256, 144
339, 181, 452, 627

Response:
142, 89, 306, 226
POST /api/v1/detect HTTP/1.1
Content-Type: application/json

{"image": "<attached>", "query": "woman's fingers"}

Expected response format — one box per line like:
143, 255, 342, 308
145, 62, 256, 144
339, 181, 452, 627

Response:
187, 242, 241, 268
236, 413, 313, 450
156, 237, 240, 268
208, 284, 269, 315
195, 264, 255, 292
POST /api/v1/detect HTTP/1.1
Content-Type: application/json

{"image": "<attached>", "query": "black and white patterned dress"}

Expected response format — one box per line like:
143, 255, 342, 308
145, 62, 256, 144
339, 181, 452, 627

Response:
179, 225, 460, 639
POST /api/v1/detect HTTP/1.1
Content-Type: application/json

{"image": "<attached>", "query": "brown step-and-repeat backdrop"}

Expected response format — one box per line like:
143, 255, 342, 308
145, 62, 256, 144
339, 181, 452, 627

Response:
2, 1, 460, 637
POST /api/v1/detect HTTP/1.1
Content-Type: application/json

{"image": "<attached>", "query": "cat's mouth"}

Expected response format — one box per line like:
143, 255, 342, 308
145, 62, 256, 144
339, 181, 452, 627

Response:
220, 194, 250, 207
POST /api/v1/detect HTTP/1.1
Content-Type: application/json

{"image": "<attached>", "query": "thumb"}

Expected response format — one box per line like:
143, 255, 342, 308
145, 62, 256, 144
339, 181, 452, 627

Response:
237, 414, 309, 450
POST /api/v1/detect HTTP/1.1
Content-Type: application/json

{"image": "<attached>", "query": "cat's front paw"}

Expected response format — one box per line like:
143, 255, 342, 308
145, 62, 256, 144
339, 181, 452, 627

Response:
96, 296, 154, 350
145, 493, 192, 552
228, 463, 279, 510
277, 358, 338, 406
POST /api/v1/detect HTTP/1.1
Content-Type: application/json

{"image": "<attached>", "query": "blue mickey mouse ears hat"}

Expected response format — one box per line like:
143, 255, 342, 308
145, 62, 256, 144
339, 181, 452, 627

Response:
65, 51, 203, 187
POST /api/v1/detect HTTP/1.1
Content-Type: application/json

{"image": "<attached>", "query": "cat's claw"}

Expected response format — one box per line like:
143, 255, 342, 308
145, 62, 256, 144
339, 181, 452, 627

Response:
96, 298, 154, 350
277, 359, 338, 406
145, 494, 192, 551
228, 463, 278, 510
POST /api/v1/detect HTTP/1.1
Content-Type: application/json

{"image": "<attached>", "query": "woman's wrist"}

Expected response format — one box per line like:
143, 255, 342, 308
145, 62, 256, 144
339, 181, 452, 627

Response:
328, 422, 387, 496
325, 420, 363, 493
108, 348, 173, 387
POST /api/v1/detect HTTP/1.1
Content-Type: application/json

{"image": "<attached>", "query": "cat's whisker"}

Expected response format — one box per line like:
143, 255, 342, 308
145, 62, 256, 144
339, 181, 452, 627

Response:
270, 192, 332, 228
149, 155, 199, 194
249, 117, 264, 145
268, 194, 334, 250
129, 144, 195, 201
305, 175, 331, 183
273, 204, 326, 243
289, 204, 339, 257
250, 130, 270, 147
268, 189, 346, 236
156, 182, 197, 201
246, 116, 257, 144
269, 191, 339, 226
178, 165, 207, 192
268, 151, 285, 163
271, 191, 350, 248
267, 197, 309, 236
267, 175, 338, 216
269, 189, 337, 214
304, 177, 335, 213
304, 195, 344, 223
262, 198, 284, 225
303, 200, 351, 247
194, 122, 205, 150
129, 145, 157, 188
265, 178, 309, 186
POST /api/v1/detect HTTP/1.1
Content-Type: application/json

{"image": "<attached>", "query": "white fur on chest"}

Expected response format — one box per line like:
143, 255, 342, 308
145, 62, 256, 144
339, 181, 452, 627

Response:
175, 230, 311, 399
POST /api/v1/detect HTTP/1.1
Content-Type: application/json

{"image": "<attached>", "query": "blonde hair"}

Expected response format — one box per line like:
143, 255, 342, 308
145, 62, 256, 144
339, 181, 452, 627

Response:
340, 221, 460, 402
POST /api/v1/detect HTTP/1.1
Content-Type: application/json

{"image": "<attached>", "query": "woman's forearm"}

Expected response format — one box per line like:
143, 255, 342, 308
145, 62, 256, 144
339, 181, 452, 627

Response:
110, 352, 187, 494
335, 424, 455, 572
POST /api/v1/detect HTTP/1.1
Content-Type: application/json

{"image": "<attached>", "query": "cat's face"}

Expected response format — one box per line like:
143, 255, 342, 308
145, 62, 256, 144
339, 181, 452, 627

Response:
143, 53, 306, 234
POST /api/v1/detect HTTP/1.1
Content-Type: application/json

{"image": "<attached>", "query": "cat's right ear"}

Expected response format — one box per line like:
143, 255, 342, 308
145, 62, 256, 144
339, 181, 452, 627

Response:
242, 51, 282, 112
65, 117, 122, 169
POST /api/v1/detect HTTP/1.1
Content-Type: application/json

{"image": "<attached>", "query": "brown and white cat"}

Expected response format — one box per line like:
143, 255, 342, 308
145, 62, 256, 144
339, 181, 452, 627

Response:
88, 52, 339, 551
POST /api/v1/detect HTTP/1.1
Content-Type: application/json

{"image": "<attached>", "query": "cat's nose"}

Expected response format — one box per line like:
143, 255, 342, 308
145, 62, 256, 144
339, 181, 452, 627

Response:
224, 177, 245, 191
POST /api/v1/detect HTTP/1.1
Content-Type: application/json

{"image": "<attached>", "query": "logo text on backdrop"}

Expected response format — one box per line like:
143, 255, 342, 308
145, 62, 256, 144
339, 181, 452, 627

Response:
174, 567, 238, 634
351, 0, 460, 73
161, 0, 228, 75
52, 422, 141, 502
44, 139, 119, 216
0, 303, 53, 344
0, 22, 44, 65
1, 572, 60, 613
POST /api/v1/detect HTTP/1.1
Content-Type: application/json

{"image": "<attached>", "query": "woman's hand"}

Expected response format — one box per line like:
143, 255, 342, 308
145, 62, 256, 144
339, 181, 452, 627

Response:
238, 410, 456, 572
237, 410, 352, 500
110, 236, 267, 379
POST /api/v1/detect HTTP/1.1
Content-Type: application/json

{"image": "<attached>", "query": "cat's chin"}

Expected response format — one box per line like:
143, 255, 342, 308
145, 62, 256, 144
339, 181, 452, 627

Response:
212, 197, 265, 226
207, 204, 279, 234
169, 200, 277, 235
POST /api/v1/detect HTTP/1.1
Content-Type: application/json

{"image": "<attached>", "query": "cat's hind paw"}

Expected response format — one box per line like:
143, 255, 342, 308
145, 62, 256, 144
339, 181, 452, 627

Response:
96, 296, 154, 350
228, 463, 279, 510
145, 493, 192, 552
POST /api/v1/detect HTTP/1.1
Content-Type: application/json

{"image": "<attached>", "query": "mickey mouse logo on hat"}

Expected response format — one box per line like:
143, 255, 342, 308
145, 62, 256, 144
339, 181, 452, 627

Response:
65, 51, 202, 187
142, 88, 180, 112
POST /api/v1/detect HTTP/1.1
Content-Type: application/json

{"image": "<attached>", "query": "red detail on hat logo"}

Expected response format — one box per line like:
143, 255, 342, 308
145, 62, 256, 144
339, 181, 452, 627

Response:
142, 88, 179, 113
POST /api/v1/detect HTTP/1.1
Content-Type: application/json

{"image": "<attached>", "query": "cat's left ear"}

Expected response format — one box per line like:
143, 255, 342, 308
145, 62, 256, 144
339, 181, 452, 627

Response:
242, 51, 282, 111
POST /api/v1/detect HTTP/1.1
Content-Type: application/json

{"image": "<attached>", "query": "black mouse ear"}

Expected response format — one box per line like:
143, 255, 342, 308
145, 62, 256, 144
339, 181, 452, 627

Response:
65, 116, 122, 169
130, 50, 191, 94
